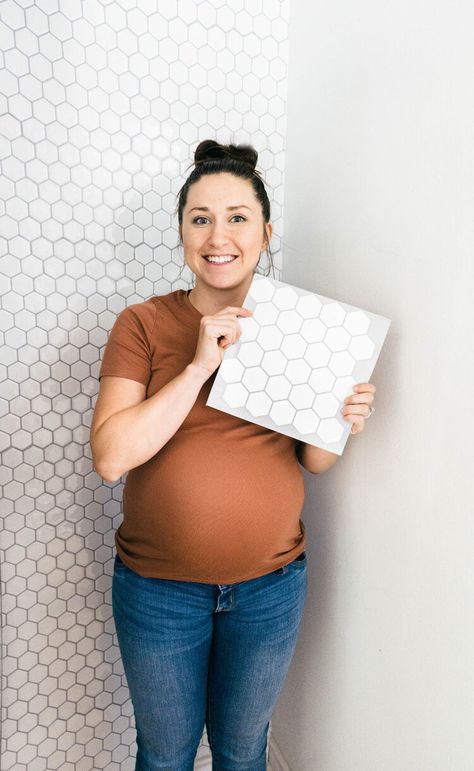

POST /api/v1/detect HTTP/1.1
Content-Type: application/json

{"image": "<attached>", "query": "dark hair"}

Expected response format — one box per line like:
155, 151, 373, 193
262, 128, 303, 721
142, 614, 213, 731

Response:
175, 139, 274, 276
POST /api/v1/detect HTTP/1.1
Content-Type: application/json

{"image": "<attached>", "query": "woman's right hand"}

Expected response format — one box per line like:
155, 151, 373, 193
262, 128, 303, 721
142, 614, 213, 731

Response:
192, 306, 253, 377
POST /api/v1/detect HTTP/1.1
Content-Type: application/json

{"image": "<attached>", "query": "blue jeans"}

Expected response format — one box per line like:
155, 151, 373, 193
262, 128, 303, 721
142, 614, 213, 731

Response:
112, 551, 308, 771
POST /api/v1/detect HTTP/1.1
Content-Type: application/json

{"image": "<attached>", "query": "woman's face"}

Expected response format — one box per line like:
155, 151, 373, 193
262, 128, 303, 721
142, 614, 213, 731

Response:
180, 172, 272, 293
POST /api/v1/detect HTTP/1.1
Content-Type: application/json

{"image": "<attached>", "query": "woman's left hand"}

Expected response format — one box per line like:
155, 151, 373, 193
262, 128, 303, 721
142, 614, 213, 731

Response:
341, 382, 377, 435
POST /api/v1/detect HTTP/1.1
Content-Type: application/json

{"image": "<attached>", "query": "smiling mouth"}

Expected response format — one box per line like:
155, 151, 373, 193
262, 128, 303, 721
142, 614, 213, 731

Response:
202, 255, 239, 264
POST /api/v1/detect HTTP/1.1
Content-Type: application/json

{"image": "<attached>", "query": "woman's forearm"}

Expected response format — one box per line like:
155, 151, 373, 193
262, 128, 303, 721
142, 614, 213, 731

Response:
91, 363, 209, 483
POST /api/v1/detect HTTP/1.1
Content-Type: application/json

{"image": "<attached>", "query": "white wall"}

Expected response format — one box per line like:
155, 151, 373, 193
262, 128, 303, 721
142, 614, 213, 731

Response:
271, 1, 474, 769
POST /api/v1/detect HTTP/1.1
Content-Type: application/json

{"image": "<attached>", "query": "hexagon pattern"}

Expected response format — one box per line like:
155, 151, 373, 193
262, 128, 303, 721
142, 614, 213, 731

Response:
0, 2, 291, 769
207, 275, 391, 454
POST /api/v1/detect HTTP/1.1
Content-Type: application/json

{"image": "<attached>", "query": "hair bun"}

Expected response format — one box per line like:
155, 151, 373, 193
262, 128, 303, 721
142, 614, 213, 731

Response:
194, 139, 258, 172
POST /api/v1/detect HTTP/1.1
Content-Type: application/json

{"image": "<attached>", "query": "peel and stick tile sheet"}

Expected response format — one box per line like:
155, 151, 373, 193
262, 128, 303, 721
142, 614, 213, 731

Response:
206, 275, 391, 455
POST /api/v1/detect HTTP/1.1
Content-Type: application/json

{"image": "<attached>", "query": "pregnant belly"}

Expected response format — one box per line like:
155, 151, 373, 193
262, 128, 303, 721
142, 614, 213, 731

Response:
120, 442, 305, 578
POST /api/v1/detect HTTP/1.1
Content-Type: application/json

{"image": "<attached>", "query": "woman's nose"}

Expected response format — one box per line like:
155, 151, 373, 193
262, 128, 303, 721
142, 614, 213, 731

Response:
208, 221, 230, 245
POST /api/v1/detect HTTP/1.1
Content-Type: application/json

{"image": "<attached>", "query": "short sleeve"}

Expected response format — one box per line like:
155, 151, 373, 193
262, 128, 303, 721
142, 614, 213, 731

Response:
99, 301, 157, 386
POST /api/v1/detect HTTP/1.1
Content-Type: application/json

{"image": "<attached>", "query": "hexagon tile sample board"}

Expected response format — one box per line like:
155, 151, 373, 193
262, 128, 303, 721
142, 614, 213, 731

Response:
207, 275, 391, 455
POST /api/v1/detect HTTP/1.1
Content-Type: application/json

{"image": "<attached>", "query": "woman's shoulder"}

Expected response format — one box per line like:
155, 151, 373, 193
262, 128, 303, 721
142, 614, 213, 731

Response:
114, 296, 157, 328
116, 290, 179, 323
111, 290, 186, 339
124, 289, 184, 314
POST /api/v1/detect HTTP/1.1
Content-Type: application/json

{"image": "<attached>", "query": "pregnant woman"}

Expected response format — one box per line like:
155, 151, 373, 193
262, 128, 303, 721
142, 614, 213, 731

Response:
91, 139, 376, 771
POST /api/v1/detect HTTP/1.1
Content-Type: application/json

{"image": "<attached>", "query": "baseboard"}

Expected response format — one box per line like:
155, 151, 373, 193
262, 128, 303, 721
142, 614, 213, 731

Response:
194, 750, 212, 771
193, 727, 291, 771
268, 732, 292, 771
194, 733, 212, 770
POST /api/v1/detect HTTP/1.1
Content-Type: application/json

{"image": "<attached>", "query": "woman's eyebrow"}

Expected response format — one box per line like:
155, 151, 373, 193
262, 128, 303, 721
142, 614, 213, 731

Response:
188, 205, 253, 213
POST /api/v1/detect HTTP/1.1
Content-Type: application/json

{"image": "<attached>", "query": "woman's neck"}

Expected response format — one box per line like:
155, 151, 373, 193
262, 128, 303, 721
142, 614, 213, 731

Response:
188, 280, 253, 316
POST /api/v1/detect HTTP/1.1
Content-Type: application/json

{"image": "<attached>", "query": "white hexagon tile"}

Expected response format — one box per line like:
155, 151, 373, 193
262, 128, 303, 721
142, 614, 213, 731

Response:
207, 275, 391, 454
0, 1, 291, 769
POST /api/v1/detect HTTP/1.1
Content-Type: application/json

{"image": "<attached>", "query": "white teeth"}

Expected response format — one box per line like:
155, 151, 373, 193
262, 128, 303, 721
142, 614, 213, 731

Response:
205, 255, 237, 263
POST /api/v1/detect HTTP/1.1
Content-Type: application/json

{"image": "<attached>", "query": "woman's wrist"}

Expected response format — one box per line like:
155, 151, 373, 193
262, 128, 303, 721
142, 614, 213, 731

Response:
185, 361, 214, 386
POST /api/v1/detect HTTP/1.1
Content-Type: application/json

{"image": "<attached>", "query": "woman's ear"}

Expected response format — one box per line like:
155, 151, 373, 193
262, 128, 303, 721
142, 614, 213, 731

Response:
263, 221, 273, 249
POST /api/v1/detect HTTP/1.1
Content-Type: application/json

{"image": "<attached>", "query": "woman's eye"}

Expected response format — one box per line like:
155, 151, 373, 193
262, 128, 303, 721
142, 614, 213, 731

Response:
192, 215, 246, 224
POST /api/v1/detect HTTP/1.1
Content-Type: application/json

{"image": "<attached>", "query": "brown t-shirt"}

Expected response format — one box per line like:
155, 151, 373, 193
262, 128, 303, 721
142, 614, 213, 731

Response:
99, 289, 306, 584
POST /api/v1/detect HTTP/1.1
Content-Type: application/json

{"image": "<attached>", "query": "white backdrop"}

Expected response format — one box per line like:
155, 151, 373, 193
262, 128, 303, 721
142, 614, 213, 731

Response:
270, 1, 474, 770
0, 2, 290, 768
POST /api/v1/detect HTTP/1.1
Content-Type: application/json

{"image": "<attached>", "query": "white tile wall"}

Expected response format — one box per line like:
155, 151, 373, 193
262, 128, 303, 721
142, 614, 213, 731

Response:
0, 1, 290, 768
